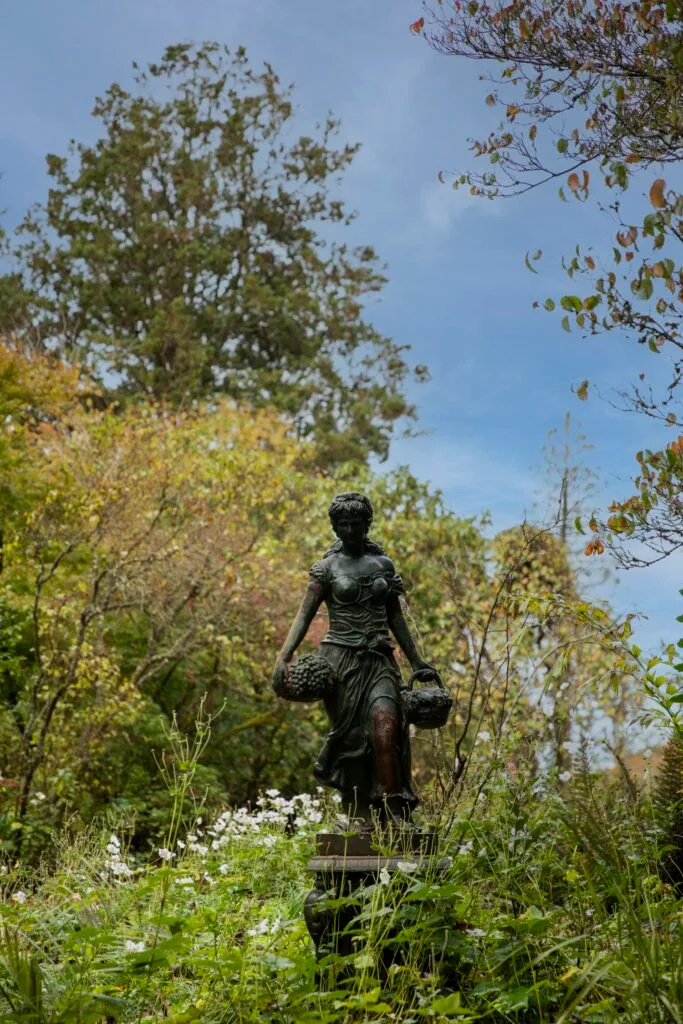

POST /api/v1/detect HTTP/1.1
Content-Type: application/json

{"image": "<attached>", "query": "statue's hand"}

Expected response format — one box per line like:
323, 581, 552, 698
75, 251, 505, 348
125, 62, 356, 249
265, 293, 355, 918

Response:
409, 661, 445, 690
272, 656, 291, 695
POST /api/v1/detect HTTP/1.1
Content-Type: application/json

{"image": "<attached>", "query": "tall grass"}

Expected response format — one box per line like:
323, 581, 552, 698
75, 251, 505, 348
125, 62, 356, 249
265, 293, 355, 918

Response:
1, 721, 681, 1023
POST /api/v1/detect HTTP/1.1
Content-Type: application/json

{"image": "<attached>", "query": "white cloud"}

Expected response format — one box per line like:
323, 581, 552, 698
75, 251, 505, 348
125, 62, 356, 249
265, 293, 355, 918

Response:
420, 177, 500, 234
385, 434, 539, 525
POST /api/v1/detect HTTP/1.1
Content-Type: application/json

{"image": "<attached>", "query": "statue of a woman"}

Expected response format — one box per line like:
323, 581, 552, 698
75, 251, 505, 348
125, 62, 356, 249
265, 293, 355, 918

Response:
272, 492, 442, 824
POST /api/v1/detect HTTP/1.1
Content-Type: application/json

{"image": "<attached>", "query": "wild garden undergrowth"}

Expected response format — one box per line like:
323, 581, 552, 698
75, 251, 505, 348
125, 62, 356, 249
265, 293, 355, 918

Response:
1, 726, 682, 1024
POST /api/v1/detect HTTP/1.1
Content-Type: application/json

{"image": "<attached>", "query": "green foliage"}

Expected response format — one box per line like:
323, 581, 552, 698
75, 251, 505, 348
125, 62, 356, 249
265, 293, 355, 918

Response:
1, 736, 682, 1024
654, 731, 683, 890
0, 42, 427, 465
0, 342, 641, 864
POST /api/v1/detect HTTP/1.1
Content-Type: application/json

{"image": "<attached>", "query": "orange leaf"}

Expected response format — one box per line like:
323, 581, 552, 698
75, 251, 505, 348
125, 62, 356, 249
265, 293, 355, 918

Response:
568, 172, 580, 191
649, 178, 667, 209
410, 16, 425, 33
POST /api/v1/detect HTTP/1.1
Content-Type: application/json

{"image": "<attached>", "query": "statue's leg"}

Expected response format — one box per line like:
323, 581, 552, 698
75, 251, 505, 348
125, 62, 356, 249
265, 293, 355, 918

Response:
371, 699, 409, 821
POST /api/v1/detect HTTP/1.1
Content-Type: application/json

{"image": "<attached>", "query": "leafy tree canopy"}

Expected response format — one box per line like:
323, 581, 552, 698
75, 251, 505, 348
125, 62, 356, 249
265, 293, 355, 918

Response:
0, 42, 427, 465
414, 0, 683, 562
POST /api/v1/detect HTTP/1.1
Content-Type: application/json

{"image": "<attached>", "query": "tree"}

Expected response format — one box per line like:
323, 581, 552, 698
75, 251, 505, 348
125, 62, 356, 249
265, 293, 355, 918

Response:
0, 381, 326, 853
1, 42, 427, 465
413, 0, 683, 560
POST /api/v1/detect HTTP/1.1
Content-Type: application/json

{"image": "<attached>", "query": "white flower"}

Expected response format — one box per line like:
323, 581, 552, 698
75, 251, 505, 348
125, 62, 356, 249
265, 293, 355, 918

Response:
332, 793, 342, 804
558, 771, 572, 783
176, 839, 186, 849
110, 863, 132, 877
478, 731, 491, 742
397, 860, 418, 873
187, 841, 208, 857
262, 835, 277, 848
466, 927, 485, 937
11, 891, 27, 904
158, 848, 175, 862
247, 918, 270, 937
265, 789, 280, 798
458, 842, 473, 855
124, 940, 145, 953
176, 876, 194, 886
379, 866, 391, 886
218, 863, 229, 875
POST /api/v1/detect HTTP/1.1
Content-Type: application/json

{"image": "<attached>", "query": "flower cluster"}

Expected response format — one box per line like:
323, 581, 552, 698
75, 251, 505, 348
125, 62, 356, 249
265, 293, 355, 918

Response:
106, 835, 132, 878
247, 915, 285, 938
202, 790, 325, 852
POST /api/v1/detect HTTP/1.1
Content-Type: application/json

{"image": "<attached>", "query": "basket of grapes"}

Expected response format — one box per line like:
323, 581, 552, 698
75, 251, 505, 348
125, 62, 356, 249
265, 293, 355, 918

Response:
276, 654, 335, 703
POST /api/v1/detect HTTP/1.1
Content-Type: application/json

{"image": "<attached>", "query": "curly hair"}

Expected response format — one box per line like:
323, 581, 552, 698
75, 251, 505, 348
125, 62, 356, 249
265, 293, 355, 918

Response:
325, 492, 385, 556
328, 492, 374, 530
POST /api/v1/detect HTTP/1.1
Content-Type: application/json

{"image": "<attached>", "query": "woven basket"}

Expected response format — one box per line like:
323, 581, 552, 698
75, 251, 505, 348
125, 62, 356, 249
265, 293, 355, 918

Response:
402, 673, 453, 730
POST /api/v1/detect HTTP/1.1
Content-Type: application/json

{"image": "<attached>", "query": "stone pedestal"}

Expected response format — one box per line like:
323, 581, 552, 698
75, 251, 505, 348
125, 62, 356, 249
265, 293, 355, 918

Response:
303, 829, 447, 980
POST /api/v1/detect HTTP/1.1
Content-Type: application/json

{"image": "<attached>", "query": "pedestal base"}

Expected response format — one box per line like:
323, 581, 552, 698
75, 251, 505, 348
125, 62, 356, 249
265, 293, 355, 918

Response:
303, 830, 448, 975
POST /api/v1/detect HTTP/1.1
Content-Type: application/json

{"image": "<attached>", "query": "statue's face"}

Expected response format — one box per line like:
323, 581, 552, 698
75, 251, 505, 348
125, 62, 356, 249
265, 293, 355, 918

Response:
335, 513, 367, 551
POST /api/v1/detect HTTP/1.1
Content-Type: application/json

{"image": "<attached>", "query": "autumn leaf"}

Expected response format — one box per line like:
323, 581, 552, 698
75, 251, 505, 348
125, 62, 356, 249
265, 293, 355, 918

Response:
410, 16, 425, 33
649, 178, 667, 209
568, 173, 580, 192
576, 380, 589, 401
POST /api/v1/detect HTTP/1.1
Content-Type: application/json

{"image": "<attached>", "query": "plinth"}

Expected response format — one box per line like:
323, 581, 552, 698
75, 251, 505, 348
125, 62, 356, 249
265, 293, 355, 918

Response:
303, 829, 446, 974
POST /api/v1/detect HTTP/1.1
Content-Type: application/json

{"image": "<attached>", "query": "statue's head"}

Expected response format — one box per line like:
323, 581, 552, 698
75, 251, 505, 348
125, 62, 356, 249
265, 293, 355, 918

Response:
328, 492, 374, 547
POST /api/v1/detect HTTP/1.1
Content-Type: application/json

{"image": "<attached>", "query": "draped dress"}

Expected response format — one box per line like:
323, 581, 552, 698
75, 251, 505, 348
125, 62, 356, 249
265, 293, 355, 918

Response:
309, 554, 419, 811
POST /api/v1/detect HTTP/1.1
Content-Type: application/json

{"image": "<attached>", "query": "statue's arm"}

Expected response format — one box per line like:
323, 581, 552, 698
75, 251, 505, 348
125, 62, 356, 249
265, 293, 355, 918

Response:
387, 592, 443, 687
272, 580, 324, 693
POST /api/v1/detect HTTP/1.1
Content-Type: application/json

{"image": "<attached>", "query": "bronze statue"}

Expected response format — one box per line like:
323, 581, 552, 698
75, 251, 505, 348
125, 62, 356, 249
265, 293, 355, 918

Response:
272, 492, 446, 825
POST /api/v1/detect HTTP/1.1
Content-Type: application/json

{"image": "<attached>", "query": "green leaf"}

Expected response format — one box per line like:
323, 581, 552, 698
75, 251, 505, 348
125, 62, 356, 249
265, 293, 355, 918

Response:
636, 278, 654, 301
557, 138, 569, 154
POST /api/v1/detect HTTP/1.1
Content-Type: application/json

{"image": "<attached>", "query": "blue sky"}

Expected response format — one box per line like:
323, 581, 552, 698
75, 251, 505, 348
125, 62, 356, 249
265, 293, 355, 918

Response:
2, 0, 681, 653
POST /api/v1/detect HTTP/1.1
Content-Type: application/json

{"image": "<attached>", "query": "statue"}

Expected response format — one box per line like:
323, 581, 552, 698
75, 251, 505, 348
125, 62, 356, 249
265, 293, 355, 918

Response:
272, 491, 449, 826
